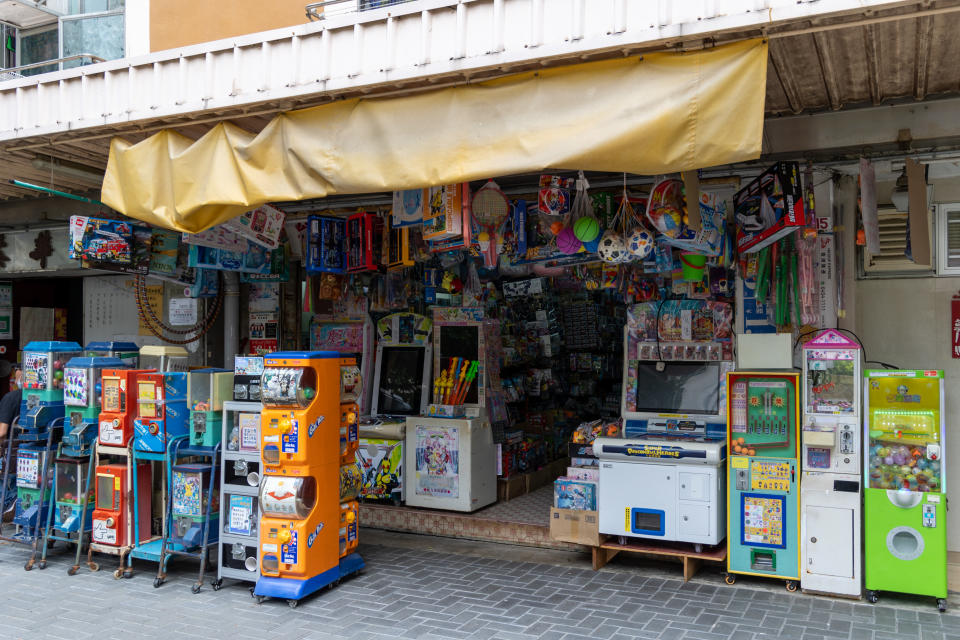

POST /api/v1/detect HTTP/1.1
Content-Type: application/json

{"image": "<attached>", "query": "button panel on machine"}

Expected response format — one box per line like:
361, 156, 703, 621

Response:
750, 461, 791, 491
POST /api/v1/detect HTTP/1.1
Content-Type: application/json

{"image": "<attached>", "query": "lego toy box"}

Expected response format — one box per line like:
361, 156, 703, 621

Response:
733, 161, 807, 254
69, 216, 135, 264
549, 508, 600, 546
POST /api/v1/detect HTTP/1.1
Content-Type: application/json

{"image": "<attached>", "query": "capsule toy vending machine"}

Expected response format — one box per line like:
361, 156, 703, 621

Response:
98, 368, 156, 447
800, 330, 862, 597
188, 369, 233, 447
254, 352, 363, 606
19, 341, 83, 439
217, 400, 263, 588
63, 356, 126, 456
132, 371, 189, 452
863, 370, 947, 612
91, 462, 152, 548
725, 371, 801, 591
84, 341, 140, 367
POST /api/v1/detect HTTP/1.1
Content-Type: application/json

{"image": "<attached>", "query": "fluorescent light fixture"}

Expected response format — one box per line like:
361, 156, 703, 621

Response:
31, 157, 103, 183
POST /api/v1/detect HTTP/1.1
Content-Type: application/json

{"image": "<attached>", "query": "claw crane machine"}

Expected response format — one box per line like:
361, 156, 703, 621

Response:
724, 370, 801, 592
254, 351, 364, 607
864, 369, 947, 612
800, 330, 862, 598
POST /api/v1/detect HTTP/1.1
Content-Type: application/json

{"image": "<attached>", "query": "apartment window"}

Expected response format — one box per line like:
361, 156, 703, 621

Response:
936, 204, 960, 275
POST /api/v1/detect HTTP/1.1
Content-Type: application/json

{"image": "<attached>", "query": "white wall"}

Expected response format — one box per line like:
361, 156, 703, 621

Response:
853, 173, 960, 551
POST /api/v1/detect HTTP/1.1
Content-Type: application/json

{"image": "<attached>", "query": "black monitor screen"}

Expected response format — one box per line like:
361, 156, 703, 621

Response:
631, 362, 721, 415
377, 346, 426, 415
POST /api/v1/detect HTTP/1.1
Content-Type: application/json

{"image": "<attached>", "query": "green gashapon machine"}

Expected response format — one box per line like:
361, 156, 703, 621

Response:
864, 370, 947, 612
189, 369, 233, 447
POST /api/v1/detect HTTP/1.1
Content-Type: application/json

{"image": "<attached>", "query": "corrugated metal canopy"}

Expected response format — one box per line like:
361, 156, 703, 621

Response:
766, 5, 960, 115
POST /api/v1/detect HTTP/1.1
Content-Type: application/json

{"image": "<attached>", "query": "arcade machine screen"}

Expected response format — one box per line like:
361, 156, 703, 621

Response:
630, 362, 721, 415
376, 347, 425, 416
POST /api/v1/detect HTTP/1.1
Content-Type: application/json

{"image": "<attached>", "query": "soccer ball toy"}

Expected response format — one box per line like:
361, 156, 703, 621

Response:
597, 230, 626, 263
627, 228, 654, 258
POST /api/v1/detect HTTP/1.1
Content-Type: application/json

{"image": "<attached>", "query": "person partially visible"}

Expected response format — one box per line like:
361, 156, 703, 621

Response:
0, 367, 21, 522
0, 367, 22, 442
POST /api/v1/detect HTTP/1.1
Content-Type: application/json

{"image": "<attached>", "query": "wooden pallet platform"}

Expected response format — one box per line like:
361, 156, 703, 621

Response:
591, 536, 727, 581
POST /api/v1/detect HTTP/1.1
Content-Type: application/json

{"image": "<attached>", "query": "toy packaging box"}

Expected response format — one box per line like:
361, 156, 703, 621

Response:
567, 466, 599, 482
549, 507, 600, 546
69, 216, 135, 264
553, 477, 598, 511
222, 204, 286, 250
423, 184, 465, 241
733, 161, 807, 254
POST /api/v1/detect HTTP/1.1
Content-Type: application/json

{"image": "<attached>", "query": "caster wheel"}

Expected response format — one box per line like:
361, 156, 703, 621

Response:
24, 562, 33, 571
617, 536, 626, 546
786, 581, 798, 593
212, 580, 222, 591
867, 591, 879, 604
88, 562, 100, 572
67, 566, 78, 576
256, 595, 266, 604
249, 587, 256, 598
113, 569, 124, 579
723, 574, 736, 585
38, 560, 46, 570
694, 544, 703, 553
123, 570, 133, 580
191, 584, 201, 594
938, 599, 948, 613
287, 599, 299, 609
153, 577, 163, 589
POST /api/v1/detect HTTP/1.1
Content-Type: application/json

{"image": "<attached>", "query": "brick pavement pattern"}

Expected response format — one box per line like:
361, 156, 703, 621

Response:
0, 538, 958, 640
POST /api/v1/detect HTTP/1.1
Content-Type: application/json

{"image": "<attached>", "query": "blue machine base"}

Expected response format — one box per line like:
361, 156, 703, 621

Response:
129, 538, 188, 563
254, 553, 364, 601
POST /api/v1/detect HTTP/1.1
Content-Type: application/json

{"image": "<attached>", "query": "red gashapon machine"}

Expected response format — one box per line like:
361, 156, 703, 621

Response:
89, 462, 152, 572
98, 368, 155, 447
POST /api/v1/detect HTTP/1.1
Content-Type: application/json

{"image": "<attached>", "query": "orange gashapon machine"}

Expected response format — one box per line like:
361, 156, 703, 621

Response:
254, 351, 363, 606
98, 368, 155, 447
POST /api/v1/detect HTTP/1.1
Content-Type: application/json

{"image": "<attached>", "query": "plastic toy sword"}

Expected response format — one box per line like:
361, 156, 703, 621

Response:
449, 359, 471, 405
442, 358, 460, 404
454, 361, 479, 405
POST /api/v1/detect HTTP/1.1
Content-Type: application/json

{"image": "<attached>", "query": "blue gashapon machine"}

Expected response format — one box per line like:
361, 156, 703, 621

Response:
2, 341, 82, 568
19, 341, 83, 440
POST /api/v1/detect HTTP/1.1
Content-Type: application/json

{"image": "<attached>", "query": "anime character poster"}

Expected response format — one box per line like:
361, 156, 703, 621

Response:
356, 439, 403, 503
414, 425, 459, 499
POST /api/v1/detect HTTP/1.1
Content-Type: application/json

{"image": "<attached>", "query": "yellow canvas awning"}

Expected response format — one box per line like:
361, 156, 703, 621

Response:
102, 39, 768, 234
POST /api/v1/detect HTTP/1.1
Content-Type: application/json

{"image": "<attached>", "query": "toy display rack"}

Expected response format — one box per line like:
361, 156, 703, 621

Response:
87, 442, 136, 578
590, 535, 727, 582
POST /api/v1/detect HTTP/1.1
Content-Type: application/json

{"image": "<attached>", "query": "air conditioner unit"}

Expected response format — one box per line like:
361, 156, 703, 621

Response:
862, 206, 934, 276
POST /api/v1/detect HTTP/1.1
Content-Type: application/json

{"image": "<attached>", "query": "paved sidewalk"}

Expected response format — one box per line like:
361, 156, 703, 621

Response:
0, 530, 957, 640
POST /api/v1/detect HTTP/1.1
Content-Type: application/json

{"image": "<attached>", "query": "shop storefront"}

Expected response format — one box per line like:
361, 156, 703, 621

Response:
0, 0, 957, 611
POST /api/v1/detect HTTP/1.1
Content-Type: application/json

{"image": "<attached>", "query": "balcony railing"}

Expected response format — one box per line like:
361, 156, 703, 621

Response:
0, 53, 105, 82
306, 0, 417, 21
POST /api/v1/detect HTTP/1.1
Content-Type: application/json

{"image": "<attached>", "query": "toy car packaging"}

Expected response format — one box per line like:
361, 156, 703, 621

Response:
69, 216, 135, 264
733, 161, 807, 254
